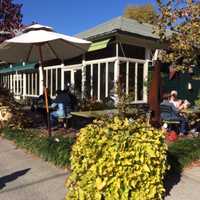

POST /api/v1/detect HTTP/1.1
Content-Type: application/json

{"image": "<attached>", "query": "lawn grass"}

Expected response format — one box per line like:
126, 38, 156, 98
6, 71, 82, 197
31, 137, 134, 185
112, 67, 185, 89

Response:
1, 127, 200, 173
0, 128, 75, 168
167, 137, 200, 173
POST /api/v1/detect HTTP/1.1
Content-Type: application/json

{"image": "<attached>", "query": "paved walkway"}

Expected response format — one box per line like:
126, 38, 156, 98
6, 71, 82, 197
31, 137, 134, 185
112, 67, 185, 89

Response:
165, 166, 200, 200
0, 138, 67, 200
1, 137, 200, 200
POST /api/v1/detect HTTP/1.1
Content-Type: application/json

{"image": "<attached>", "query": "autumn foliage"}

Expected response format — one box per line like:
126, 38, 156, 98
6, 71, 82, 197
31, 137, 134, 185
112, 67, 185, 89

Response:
156, 0, 200, 70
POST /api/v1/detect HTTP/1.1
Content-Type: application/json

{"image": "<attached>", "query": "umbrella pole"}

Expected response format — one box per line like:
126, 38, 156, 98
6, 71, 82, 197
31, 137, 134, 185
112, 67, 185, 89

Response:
44, 87, 51, 137
39, 45, 51, 137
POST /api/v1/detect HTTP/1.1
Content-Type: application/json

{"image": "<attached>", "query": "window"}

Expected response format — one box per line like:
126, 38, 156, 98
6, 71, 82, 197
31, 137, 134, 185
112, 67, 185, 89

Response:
47, 70, 51, 95
52, 69, 56, 96
74, 69, 82, 99
92, 64, 98, 100
64, 71, 71, 88
119, 44, 145, 59
119, 62, 127, 93
119, 60, 145, 102
57, 68, 61, 90
129, 62, 135, 101
108, 62, 114, 96
100, 63, 106, 100
85, 65, 91, 98
137, 64, 144, 100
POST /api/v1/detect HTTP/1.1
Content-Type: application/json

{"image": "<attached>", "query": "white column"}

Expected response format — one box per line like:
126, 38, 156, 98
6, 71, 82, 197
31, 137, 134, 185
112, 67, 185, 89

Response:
81, 55, 86, 98
126, 61, 129, 95
16, 71, 19, 95
105, 62, 109, 97
114, 59, 119, 83
55, 68, 58, 91
32, 73, 34, 95
114, 41, 120, 83
39, 66, 43, 95
90, 64, 93, 97
143, 61, 149, 103
13, 75, 15, 94
10, 74, 12, 93
28, 74, 30, 95
113, 40, 120, 104
144, 48, 150, 103
23, 73, 26, 99
35, 72, 38, 95
61, 63, 65, 90
97, 63, 100, 101
135, 63, 138, 102
50, 69, 53, 97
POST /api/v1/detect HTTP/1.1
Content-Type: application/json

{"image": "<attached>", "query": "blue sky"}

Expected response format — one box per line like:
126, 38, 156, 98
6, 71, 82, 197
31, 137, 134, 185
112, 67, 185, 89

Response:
15, 0, 157, 35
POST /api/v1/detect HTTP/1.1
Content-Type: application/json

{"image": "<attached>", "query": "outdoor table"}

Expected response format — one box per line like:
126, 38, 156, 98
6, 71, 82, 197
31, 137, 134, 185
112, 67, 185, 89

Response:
181, 108, 200, 116
71, 107, 140, 119
71, 109, 118, 118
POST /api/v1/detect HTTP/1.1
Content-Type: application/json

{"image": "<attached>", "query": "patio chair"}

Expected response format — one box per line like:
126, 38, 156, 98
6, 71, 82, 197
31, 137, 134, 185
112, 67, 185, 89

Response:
160, 104, 180, 131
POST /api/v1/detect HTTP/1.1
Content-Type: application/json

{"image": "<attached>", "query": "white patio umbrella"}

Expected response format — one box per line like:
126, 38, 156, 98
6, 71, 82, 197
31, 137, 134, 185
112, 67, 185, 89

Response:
0, 24, 91, 136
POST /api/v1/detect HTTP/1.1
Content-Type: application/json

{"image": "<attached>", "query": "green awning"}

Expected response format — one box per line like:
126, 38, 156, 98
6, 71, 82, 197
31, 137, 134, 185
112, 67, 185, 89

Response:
0, 63, 36, 74
88, 39, 111, 52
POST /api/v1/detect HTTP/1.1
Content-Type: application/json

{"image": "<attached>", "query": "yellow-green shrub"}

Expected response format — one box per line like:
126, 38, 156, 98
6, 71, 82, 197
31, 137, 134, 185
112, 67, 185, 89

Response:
66, 117, 168, 200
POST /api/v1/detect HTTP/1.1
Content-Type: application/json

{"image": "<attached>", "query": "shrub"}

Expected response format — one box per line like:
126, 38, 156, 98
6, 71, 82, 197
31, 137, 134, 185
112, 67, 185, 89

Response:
66, 117, 168, 200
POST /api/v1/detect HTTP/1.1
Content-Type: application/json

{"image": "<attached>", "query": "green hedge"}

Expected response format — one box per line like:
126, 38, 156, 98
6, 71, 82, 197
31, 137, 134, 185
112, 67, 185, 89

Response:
66, 117, 168, 200
168, 137, 200, 173
0, 128, 74, 167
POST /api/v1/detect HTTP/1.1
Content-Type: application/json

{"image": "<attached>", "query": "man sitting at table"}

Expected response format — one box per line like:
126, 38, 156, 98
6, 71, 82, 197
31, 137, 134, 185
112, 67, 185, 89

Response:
170, 90, 190, 111
161, 93, 189, 136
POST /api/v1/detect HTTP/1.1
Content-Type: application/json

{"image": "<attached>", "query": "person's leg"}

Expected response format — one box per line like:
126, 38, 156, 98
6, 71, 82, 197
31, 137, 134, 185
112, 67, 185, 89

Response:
50, 112, 58, 127
179, 116, 188, 135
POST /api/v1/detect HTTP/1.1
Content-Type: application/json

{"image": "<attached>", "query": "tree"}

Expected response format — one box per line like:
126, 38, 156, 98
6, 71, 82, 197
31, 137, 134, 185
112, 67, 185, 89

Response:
156, 0, 200, 70
0, 0, 23, 42
124, 4, 158, 24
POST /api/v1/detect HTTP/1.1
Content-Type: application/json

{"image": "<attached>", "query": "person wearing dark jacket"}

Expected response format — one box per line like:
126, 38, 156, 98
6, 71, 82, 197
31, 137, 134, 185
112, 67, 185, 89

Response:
50, 89, 73, 126
160, 93, 188, 136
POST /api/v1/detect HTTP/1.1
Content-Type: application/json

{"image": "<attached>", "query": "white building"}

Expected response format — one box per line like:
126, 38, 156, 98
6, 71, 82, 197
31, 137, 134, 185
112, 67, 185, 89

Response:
0, 16, 163, 103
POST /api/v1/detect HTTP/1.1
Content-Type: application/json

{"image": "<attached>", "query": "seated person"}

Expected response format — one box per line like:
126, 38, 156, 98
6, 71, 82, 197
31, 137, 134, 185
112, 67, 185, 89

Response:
50, 90, 65, 126
50, 89, 73, 126
170, 90, 190, 111
38, 87, 52, 110
63, 86, 76, 115
161, 93, 188, 136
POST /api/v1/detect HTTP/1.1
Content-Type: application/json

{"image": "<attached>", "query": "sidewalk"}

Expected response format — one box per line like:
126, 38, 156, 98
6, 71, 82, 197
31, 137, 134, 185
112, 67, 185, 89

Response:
0, 137, 67, 200
1, 137, 200, 200
165, 166, 200, 200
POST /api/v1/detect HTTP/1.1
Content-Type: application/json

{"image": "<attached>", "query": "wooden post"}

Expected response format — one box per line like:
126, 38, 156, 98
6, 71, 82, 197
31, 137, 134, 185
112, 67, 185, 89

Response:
39, 45, 51, 137
148, 60, 162, 128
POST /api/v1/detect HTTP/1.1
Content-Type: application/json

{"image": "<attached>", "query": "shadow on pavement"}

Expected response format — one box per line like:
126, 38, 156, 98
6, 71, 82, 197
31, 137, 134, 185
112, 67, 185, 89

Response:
0, 172, 67, 194
0, 168, 31, 190
164, 152, 182, 196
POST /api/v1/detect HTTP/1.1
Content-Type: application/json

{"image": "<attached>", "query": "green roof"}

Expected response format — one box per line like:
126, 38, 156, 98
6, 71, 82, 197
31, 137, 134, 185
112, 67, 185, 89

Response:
76, 16, 172, 41
0, 63, 36, 74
